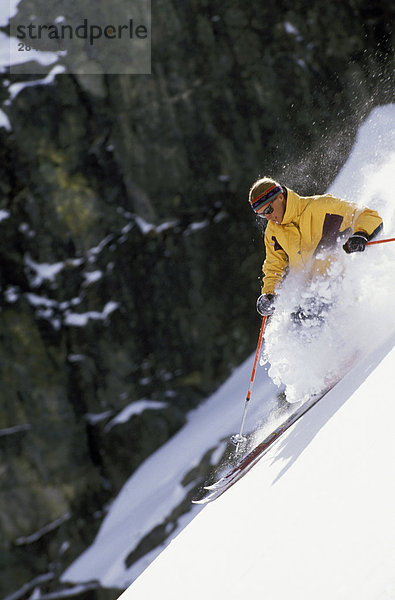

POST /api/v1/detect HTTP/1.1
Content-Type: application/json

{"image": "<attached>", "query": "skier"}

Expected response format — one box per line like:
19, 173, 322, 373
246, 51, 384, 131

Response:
249, 177, 383, 318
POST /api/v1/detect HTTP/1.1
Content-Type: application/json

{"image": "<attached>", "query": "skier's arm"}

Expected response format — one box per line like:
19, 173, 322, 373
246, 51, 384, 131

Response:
352, 207, 383, 240
343, 205, 383, 253
261, 233, 288, 295
313, 195, 383, 252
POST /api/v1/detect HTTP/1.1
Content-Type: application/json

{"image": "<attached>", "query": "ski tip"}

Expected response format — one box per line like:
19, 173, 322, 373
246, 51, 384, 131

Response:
191, 497, 209, 505
192, 495, 211, 505
204, 481, 222, 491
192, 489, 219, 505
204, 477, 230, 492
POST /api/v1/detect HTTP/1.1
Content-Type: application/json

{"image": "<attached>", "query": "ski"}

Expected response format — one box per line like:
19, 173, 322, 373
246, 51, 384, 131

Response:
192, 385, 335, 505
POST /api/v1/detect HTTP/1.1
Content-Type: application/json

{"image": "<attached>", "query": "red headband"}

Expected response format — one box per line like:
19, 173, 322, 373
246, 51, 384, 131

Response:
250, 185, 282, 212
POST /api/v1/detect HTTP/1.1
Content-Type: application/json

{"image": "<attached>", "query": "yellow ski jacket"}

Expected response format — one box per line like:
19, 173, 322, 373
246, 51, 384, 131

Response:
261, 188, 383, 295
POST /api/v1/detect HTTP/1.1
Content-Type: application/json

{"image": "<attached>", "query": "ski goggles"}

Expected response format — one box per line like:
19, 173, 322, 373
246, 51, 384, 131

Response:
258, 201, 275, 216
250, 184, 283, 213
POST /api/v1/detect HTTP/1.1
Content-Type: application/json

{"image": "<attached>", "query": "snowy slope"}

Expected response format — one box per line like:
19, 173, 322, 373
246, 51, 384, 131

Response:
121, 333, 395, 600
62, 348, 280, 586
62, 104, 395, 592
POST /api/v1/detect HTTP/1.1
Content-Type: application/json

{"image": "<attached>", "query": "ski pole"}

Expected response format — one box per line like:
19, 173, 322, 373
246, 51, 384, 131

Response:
231, 315, 268, 448
366, 237, 395, 246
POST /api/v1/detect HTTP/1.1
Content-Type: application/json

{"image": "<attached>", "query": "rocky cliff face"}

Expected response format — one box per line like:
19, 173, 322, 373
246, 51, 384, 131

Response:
0, 0, 392, 597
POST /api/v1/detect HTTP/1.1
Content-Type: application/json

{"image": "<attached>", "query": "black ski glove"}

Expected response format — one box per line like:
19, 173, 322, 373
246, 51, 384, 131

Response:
343, 232, 369, 254
256, 293, 275, 316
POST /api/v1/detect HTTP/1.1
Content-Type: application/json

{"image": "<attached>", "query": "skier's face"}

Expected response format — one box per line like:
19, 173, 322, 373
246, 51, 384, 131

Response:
257, 193, 286, 224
